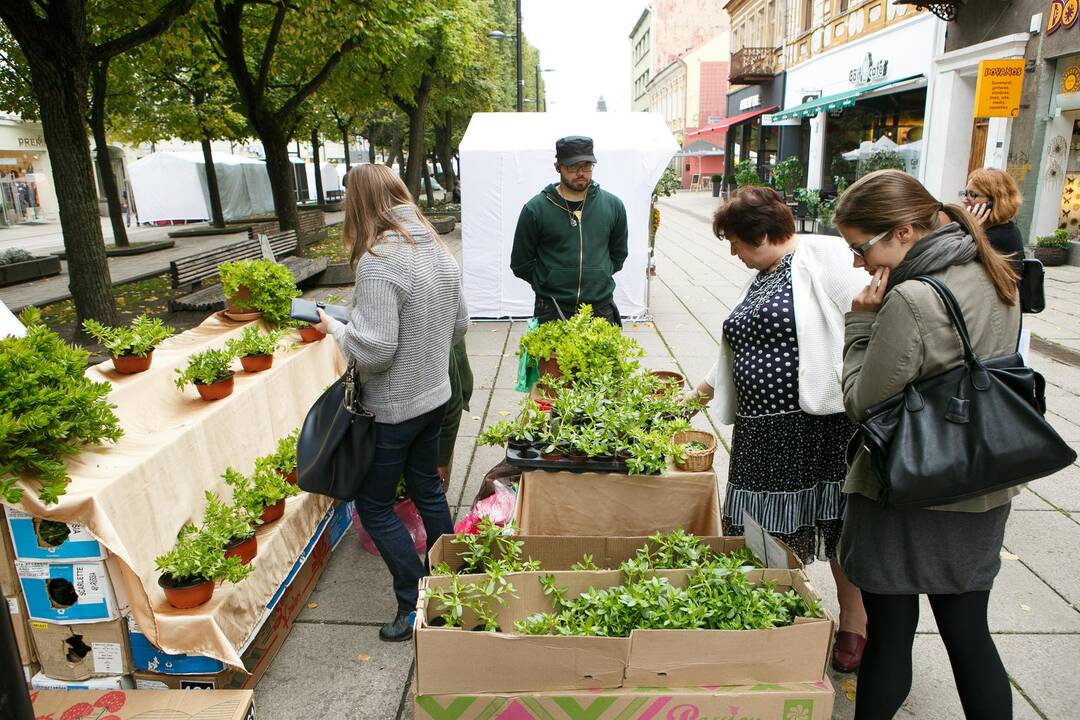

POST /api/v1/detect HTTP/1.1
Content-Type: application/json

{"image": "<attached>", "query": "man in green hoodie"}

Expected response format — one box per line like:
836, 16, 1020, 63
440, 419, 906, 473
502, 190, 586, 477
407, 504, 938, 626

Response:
511, 136, 629, 326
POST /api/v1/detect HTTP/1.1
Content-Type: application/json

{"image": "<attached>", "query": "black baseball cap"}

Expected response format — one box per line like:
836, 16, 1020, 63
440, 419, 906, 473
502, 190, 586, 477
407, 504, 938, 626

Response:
555, 136, 597, 166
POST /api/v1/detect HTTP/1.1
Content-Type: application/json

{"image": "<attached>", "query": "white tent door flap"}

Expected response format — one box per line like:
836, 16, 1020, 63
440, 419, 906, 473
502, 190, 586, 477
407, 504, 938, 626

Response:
459, 113, 677, 319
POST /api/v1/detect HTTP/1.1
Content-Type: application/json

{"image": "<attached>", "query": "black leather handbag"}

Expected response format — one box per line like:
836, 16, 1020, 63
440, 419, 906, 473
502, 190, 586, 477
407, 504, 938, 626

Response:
296, 363, 375, 500
854, 275, 1075, 509
1019, 258, 1045, 314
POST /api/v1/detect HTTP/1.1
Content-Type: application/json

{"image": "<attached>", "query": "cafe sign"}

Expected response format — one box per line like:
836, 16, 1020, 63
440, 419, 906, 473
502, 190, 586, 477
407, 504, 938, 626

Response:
973, 59, 1025, 118
849, 53, 888, 86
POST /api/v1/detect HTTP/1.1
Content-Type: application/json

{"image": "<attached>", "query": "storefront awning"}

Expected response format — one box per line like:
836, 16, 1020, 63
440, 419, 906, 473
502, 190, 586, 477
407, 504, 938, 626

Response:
685, 106, 779, 138
770, 75, 923, 121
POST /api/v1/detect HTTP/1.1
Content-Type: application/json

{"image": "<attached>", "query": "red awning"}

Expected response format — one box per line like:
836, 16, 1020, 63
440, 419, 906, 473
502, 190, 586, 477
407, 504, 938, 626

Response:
685, 105, 779, 138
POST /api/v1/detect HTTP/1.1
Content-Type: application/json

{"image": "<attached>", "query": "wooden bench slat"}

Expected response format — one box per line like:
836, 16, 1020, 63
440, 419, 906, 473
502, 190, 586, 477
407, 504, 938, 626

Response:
168, 256, 329, 312
169, 231, 299, 288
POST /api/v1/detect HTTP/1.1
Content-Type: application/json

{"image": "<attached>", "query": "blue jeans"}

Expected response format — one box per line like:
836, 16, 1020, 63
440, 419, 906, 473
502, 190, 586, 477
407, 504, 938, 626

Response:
357, 402, 454, 614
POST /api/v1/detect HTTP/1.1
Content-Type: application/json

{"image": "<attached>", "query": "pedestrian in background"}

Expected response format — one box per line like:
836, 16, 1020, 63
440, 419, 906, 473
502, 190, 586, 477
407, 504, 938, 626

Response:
835, 169, 1019, 720
311, 163, 469, 643
687, 186, 869, 672
961, 167, 1025, 263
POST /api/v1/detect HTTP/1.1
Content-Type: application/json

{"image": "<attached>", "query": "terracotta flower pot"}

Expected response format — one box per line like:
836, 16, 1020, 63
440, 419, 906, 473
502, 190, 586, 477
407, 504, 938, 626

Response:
240, 354, 273, 373
225, 285, 255, 314
195, 375, 234, 401
260, 499, 286, 524
280, 468, 298, 485
224, 533, 258, 565
112, 351, 153, 374
650, 370, 686, 392
158, 573, 215, 609
298, 326, 326, 343
538, 355, 562, 380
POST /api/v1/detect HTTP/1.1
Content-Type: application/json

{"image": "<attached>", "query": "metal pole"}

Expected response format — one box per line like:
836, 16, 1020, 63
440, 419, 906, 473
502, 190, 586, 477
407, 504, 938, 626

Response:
536, 63, 540, 112
515, 0, 523, 112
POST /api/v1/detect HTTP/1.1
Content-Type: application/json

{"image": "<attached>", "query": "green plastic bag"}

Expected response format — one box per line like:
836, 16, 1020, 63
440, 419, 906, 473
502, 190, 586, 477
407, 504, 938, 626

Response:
515, 318, 540, 392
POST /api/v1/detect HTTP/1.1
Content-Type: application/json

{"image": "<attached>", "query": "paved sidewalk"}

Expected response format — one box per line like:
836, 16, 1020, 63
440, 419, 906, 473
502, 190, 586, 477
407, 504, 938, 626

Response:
255, 191, 1080, 719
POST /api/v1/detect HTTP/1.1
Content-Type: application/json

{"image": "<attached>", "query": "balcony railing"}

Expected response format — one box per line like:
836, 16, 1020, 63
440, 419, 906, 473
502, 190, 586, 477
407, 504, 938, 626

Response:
729, 47, 776, 84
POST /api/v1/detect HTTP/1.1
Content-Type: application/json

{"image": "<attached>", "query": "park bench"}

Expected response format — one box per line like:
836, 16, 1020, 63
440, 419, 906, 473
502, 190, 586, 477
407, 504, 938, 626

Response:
168, 230, 328, 312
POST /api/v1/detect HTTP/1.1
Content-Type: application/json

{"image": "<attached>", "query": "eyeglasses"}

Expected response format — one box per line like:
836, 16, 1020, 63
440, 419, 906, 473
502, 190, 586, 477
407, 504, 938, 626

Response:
850, 228, 891, 258
565, 163, 594, 175
958, 190, 983, 200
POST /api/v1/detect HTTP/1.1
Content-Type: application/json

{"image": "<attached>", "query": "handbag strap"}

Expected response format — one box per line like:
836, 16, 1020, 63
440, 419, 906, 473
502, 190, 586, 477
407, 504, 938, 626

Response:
914, 275, 981, 367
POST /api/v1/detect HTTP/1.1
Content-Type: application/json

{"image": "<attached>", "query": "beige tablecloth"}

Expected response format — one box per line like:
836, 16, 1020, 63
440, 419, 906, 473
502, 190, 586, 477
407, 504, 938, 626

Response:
8, 313, 345, 667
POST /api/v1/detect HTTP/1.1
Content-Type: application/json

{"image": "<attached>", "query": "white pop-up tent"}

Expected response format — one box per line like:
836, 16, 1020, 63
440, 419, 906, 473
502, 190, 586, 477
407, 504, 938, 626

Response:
127, 151, 275, 224
459, 112, 677, 318
304, 162, 344, 200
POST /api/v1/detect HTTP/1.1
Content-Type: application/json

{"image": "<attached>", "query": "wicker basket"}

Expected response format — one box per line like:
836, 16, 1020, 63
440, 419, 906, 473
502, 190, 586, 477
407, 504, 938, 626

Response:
673, 430, 717, 472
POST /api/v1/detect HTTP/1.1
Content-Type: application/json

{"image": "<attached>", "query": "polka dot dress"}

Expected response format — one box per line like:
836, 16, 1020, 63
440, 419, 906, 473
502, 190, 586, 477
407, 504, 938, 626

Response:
721, 253, 854, 563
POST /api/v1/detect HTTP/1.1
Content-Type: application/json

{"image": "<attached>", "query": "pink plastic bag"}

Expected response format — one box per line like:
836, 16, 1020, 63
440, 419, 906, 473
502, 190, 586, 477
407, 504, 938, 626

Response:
351, 498, 428, 557
454, 478, 518, 535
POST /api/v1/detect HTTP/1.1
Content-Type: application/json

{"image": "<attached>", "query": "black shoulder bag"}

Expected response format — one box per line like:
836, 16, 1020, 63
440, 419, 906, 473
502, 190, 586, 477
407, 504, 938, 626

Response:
296, 362, 375, 500
855, 275, 1075, 509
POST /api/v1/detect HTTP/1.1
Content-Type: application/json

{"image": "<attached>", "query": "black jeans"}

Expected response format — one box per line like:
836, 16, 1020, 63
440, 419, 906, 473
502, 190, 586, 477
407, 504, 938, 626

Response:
356, 402, 454, 614
856, 589, 1011, 719
534, 296, 622, 327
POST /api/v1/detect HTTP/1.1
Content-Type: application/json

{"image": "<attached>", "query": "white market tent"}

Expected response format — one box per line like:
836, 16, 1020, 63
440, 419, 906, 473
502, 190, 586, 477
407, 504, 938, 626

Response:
304, 162, 344, 200
128, 151, 275, 224
459, 112, 678, 318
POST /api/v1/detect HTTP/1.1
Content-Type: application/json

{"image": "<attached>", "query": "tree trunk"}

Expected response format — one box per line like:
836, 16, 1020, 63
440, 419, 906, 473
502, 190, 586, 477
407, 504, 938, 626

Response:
311, 128, 325, 205
200, 134, 225, 227
341, 125, 352, 173
397, 75, 433, 200
387, 133, 402, 169
90, 61, 129, 248
435, 111, 456, 204
421, 158, 434, 206
368, 141, 375, 164
260, 129, 300, 232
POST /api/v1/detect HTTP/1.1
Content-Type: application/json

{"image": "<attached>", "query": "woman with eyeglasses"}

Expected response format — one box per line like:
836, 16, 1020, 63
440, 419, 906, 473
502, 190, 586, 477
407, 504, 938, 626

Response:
960, 168, 1025, 264
686, 186, 871, 672
835, 169, 1020, 720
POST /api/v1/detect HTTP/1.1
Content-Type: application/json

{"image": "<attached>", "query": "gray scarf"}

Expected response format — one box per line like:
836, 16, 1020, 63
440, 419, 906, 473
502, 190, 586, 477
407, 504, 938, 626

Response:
888, 222, 979, 289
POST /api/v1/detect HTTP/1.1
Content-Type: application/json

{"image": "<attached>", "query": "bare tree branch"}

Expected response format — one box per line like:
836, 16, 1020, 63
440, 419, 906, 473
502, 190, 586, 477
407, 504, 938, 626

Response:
93, 0, 197, 62
254, 1, 287, 102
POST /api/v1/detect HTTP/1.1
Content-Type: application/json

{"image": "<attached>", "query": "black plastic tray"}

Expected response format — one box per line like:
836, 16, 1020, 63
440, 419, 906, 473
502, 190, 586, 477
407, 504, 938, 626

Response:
504, 446, 628, 474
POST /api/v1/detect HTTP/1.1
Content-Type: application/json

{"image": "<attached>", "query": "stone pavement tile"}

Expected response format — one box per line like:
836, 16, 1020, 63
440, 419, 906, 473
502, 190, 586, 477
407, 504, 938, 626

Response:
996, 634, 1080, 720
1037, 358, 1080, 396
296, 533, 398, 625
1045, 392, 1080, 421
624, 328, 669, 356
1011, 487, 1059, 510
1003, 509, 1080, 605
464, 323, 508, 356
652, 329, 719, 357
467, 354, 501, 392
457, 391, 491, 439
445, 438, 477, 508
1047, 411, 1080, 441
1026, 462, 1080, 512
460, 443, 508, 509
641, 354, 681, 373
255, 622, 413, 720
483, 388, 529, 427
494, 356, 520, 389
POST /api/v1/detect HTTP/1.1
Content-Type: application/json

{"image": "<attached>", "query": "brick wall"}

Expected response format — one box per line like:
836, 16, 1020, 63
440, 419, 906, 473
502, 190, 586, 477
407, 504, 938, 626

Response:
698, 62, 730, 129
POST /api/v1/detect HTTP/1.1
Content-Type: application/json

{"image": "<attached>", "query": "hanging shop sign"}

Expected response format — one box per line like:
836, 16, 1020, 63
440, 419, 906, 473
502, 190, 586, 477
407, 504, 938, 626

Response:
849, 53, 889, 86
973, 59, 1025, 118
1047, 0, 1078, 34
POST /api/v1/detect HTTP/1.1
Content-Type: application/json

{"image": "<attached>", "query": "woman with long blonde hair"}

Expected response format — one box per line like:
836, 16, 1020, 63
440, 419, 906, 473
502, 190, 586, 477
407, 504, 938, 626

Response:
834, 169, 1018, 719
312, 163, 469, 642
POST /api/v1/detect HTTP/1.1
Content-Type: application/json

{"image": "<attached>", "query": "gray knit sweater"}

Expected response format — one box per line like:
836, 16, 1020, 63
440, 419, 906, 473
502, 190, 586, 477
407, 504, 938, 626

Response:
326, 205, 469, 425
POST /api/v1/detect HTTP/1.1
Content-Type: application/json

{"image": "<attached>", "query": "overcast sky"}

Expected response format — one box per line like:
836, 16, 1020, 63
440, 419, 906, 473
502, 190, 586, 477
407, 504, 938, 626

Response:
521, 0, 649, 113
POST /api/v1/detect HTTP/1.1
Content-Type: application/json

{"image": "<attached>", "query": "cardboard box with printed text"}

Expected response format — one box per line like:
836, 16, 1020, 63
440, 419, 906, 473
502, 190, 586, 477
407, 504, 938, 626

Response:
31, 689, 255, 720
31, 617, 132, 681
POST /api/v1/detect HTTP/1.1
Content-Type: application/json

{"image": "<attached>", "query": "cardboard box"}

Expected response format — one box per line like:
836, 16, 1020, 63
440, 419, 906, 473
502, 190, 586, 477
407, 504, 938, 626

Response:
429, 534, 803, 573
414, 681, 834, 720
133, 513, 333, 688
328, 499, 353, 550
415, 568, 832, 696
6, 506, 106, 562
31, 617, 132, 681
17, 559, 119, 623
30, 672, 133, 690
514, 469, 722, 536
7, 593, 36, 665
31, 689, 255, 720
0, 506, 20, 596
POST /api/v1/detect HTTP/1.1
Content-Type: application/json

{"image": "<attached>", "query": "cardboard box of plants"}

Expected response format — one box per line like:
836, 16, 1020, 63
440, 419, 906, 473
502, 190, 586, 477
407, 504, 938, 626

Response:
414, 527, 832, 696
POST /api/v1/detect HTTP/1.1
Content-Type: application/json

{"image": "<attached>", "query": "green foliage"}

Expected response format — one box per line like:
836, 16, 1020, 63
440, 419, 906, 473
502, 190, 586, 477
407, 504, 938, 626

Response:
0, 308, 123, 505
225, 459, 299, 522
174, 348, 234, 389
0, 248, 35, 265
82, 314, 175, 357
653, 167, 681, 198
225, 326, 286, 358
154, 520, 253, 585
682, 441, 709, 453
859, 150, 908, 176
831, 157, 857, 189
519, 305, 643, 381
772, 157, 803, 195
268, 428, 299, 475
424, 569, 518, 630
433, 519, 540, 576
732, 160, 762, 188
794, 188, 821, 219
218, 259, 300, 326
1036, 229, 1071, 249
477, 399, 548, 447
199, 489, 255, 542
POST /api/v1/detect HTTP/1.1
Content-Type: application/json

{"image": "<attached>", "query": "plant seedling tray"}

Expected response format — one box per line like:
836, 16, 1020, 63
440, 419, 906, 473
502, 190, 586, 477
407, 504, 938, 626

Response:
504, 446, 628, 474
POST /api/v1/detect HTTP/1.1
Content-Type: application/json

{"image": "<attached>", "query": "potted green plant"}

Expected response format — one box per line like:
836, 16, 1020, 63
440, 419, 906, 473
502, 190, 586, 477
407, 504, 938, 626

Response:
175, 348, 236, 401
227, 458, 300, 525
710, 174, 723, 198
1034, 229, 1071, 267
732, 160, 761, 188
155, 522, 253, 609
218, 259, 300, 325
225, 326, 286, 373
772, 157, 803, 200
199, 488, 258, 565
82, 314, 175, 374
268, 429, 299, 484
287, 318, 325, 343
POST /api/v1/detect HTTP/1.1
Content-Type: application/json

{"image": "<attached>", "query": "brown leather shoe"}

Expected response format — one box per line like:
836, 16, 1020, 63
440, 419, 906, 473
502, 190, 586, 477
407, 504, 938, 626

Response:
832, 630, 867, 673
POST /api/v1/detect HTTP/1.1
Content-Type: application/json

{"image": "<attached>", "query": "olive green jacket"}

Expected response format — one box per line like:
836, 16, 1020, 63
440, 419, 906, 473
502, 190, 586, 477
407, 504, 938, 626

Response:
842, 260, 1022, 512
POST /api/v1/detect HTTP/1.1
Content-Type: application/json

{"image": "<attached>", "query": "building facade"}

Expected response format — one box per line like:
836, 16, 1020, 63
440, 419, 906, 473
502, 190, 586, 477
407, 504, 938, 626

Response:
630, 7, 654, 113
0, 115, 58, 225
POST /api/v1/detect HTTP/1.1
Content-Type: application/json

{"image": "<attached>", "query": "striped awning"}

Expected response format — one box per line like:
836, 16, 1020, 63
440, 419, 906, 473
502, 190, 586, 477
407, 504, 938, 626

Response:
770, 75, 923, 121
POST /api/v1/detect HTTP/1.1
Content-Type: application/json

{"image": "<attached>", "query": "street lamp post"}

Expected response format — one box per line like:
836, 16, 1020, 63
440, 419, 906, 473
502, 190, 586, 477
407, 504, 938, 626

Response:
487, 0, 524, 111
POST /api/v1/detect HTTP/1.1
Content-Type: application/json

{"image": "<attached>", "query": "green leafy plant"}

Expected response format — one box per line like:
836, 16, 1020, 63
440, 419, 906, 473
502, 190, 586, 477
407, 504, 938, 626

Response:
732, 160, 761, 188
818, 197, 838, 229
682, 441, 709, 453
652, 167, 681, 198
174, 348, 234, 389
199, 489, 255, 542
267, 428, 299, 475
519, 305, 643, 382
859, 149, 908, 176
224, 326, 287, 357
154, 521, 253, 585
36, 520, 71, 547
218, 259, 300, 326
772, 157, 803, 196
0, 308, 123, 504
0, 248, 35, 265
1036, 229, 1071, 249
82, 314, 175, 358
424, 565, 518, 631
225, 460, 299, 522
794, 188, 821, 219
434, 519, 540, 576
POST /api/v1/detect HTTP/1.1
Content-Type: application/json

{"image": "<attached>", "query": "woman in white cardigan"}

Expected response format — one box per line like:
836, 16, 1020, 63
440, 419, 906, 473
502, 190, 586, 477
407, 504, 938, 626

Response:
688, 186, 870, 672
